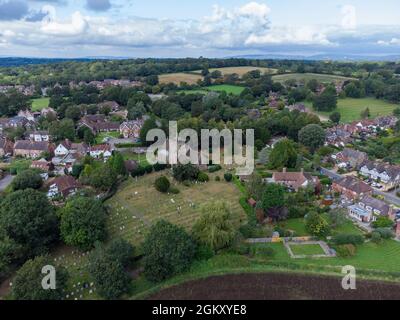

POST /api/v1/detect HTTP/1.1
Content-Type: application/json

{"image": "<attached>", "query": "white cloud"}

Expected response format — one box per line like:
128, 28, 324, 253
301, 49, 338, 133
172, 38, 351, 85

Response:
378, 38, 400, 45
41, 11, 88, 36
0, 1, 399, 57
341, 5, 357, 29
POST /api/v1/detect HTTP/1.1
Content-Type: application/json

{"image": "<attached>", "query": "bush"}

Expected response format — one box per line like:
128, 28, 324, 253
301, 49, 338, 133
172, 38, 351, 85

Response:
335, 244, 356, 257
11, 169, 43, 191
331, 234, 364, 246
215, 176, 221, 181
208, 165, 222, 173
371, 231, 382, 243
372, 217, 394, 229
195, 244, 215, 260
169, 186, 180, 194
155, 176, 170, 193
143, 220, 196, 282
224, 173, 233, 182
144, 165, 154, 174
234, 243, 251, 255
373, 228, 394, 240
154, 163, 168, 172
131, 167, 146, 177
197, 172, 209, 182
173, 164, 200, 182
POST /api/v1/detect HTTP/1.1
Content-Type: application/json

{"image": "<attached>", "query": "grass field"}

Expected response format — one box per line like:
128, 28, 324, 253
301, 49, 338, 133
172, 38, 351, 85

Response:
278, 218, 309, 236
31, 97, 50, 111
159, 73, 203, 85
95, 131, 120, 144
105, 171, 246, 249
289, 243, 326, 256
272, 73, 355, 84
193, 66, 278, 76
206, 84, 246, 95
305, 98, 399, 122
178, 84, 246, 95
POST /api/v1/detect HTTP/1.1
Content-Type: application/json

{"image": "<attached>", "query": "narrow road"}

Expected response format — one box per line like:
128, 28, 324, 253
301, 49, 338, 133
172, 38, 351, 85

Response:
0, 174, 13, 192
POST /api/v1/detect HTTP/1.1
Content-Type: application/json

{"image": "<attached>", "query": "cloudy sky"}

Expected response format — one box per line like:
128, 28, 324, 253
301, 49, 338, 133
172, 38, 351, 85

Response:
0, 0, 399, 58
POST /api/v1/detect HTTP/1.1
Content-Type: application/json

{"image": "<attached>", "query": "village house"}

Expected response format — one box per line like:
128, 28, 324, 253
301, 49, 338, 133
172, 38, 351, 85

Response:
54, 139, 88, 157
27, 130, 51, 142
325, 125, 353, 147
13, 140, 53, 158
359, 161, 400, 190
0, 137, 14, 157
332, 176, 373, 200
270, 168, 320, 192
79, 114, 120, 134
119, 119, 144, 140
332, 148, 368, 170
47, 176, 79, 199
89, 144, 113, 159
348, 196, 394, 223
31, 159, 53, 172
18, 109, 38, 122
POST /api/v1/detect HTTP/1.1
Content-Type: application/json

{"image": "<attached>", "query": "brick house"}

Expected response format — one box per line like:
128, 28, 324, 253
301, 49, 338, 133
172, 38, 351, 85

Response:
79, 115, 120, 134
271, 168, 320, 192
47, 176, 79, 198
348, 195, 394, 223
332, 176, 373, 200
119, 119, 144, 139
13, 140, 54, 158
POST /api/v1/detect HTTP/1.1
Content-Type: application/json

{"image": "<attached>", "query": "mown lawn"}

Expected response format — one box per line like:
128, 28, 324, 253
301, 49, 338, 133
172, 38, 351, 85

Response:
278, 218, 309, 236
206, 84, 246, 95
31, 97, 50, 111
289, 244, 325, 256
193, 66, 278, 76
306, 98, 399, 123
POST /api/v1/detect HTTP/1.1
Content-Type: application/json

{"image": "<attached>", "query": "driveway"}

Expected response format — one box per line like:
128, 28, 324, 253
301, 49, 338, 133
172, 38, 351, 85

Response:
0, 174, 14, 191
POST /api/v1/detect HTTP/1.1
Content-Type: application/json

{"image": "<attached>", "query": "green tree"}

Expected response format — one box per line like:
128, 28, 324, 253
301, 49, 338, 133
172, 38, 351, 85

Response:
139, 118, 158, 146
361, 107, 371, 119
261, 183, 287, 221
60, 197, 107, 250
192, 201, 238, 252
372, 216, 394, 229
12, 255, 68, 300
172, 164, 200, 182
88, 163, 118, 191
88, 243, 130, 300
142, 220, 196, 282
0, 189, 57, 261
83, 129, 95, 145
109, 152, 127, 176
298, 124, 326, 153
329, 111, 341, 124
313, 89, 337, 112
155, 176, 171, 193
305, 212, 330, 237
11, 169, 43, 191
246, 173, 264, 201
268, 138, 297, 169
49, 119, 76, 140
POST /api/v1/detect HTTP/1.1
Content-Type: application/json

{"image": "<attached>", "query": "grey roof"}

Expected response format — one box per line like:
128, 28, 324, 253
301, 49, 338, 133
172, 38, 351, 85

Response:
360, 160, 400, 179
14, 140, 49, 151
360, 196, 391, 216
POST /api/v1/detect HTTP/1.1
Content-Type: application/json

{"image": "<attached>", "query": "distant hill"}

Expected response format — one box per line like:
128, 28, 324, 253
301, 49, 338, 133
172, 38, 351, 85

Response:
0, 57, 97, 67
231, 53, 400, 62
